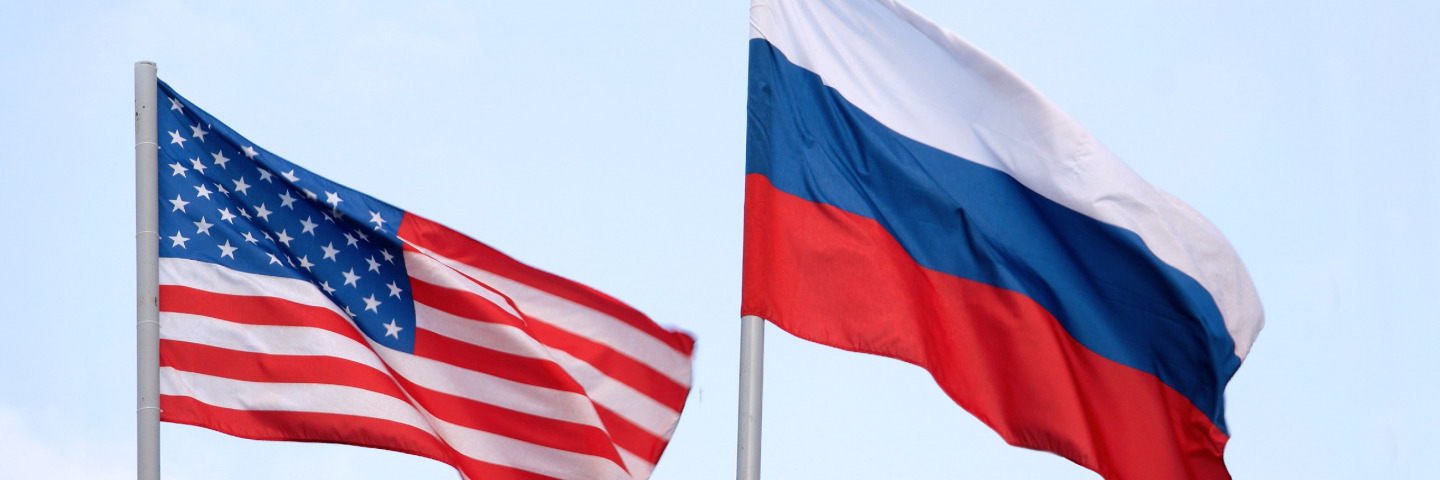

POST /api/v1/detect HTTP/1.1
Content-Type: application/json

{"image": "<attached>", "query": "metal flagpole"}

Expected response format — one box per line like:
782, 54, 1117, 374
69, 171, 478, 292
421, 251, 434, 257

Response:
736, 315, 765, 480
134, 60, 161, 480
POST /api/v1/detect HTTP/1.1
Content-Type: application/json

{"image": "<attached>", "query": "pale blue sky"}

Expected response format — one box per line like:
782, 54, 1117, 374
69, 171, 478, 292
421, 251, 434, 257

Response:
1, 1, 1437, 479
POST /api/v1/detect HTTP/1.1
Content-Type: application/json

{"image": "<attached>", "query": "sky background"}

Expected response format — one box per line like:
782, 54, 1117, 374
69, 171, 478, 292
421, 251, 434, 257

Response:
1, 0, 1437, 479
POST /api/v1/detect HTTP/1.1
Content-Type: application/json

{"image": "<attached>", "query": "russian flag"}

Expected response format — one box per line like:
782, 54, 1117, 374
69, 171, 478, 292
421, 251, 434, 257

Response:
740, 1, 1264, 479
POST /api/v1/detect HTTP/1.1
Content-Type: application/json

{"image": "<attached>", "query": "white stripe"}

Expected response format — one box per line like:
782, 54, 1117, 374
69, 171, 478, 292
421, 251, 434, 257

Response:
375, 346, 608, 429
411, 401, 632, 480
749, 0, 1263, 358
159, 261, 637, 478
159, 367, 435, 434
414, 302, 549, 359
404, 243, 694, 385
162, 305, 608, 429
160, 312, 388, 373
617, 447, 655, 480
550, 349, 678, 438
161, 368, 629, 480
415, 304, 681, 437
400, 392, 636, 478
159, 257, 346, 320
159, 259, 642, 432
404, 250, 523, 318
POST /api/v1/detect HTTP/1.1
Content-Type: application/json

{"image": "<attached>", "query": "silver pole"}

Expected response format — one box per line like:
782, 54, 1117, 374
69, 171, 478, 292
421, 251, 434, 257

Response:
134, 60, 161, 480
736, 315, 765, 480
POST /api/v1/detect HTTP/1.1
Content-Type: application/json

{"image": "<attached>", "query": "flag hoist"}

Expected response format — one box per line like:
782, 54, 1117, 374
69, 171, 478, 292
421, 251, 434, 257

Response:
135, 60, 161, 480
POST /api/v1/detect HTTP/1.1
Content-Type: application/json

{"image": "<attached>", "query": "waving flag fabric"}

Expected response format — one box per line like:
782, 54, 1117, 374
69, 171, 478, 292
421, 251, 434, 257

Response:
154, 80, 695, 480
741, 1, 1263, 478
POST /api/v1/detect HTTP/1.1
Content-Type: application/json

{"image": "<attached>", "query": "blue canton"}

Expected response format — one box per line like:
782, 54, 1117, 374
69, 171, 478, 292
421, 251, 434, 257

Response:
156, 80, 417, 353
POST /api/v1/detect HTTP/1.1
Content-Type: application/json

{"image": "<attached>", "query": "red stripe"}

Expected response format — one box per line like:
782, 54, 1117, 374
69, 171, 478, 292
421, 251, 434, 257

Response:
413, 315, 674, 466
161, 287, 627, 473
161, 395, 561, 480
593, 404, 669, 465
413, 328, 586, 395
160, 284, 365, 344
528, 319, 689, 412
385, 369, 628, 470
406, 242, 531, 320
413, 274, 688, 411
405, 264, 677, 467
742, 175, 1230, 480
161, 273, 643, 477
410, 275, 528, 330
161, 329, 627, 473
159, 340, 404, 399
407, 283, 676, 466
399, 212, 695, 355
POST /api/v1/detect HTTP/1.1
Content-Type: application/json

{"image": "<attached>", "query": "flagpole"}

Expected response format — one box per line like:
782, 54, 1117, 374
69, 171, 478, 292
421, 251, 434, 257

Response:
736, 315, 765, 480
134, 60, 161, 480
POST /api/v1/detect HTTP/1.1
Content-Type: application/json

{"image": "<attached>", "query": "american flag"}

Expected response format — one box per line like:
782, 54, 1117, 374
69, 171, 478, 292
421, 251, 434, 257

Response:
153, 80, 695, 480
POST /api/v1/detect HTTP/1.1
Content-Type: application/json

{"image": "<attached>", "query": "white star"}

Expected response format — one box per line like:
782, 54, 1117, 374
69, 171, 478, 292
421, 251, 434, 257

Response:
262, 231, 272, 241
242, 145, 258, 158
193, 184, 213, 200
211, 151, 230, 169
322, 211, 335, 223
168, 130, 186, 148
324, 191, 342, 207
342, 268, 361, 287
281, 170, 299, 182
258, 168, 275, 183
297, 255, 315, 271
168, 162, 188, 177
366, 256, 381, 273
215, 183, 230, 195
278, 191, 297, 209
354, 230, 370, 242
189, 123, 208, 142
275, 229, 294, 247
302, 188, 318, 200
286, 255, 295, 267
300, 217, 318, 235
238, 208, 252, 220
189, 157, 207, 174
168, 195, 189, 212
218, 208, 237, 223
386, 281, 403, 298
343, 232, 359, 247
368, 211, 387, 230
380, 249, 395, 264
266, 253, 283, 265
321, 242, 340, 261
382, 319, 403, 339
169, 97, 184, 113
193, 217, 213, 235
254, 203, 273, 221
344, 306, 356, 318
232, 177, 251, 195
217, 240, 237, 259
363, 294, 382, 313
320, 281, 337, 294
168, 231, 189, 248
242, 232, 258, 244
